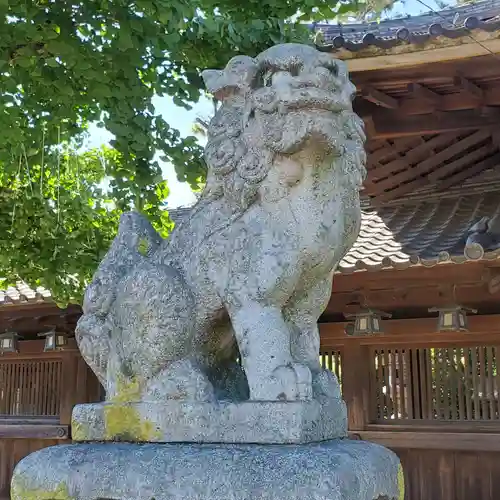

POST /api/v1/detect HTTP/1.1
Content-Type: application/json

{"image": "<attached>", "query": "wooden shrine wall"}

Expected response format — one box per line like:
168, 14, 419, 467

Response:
319, 315, 500, 500
2, 314, 500, 498
0, 339, 101, 499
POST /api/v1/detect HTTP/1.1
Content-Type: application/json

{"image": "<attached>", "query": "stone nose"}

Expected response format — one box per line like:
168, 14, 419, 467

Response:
283, 67, 337, 91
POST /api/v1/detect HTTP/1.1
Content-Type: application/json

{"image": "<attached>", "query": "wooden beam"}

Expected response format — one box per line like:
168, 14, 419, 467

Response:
352, 55, 500, 86
368, 157, 408, 182
366, 140, 388, 153
491, 130, 500, 149
407, 82, 441, 105
366, 109, 500, 139
437, 152, 500, 191
427, 142, 495, 183
479, 105, 500, 118
349, 430, 500, 452
319, 314, 500, 345
361, 87, 399, 109
355, 87, 500, 116
367, 142, 392, 165
453, 75, 484, 100
368, 137, 420, 165
370, 130, 491, 200
60, 353, 79, 425
0, 338, 79, 358
342, 344, 371, 430
368, 133, 456, 184
327, 284, 500, 316
0, 423, 70, 439
331, 262, 488, 293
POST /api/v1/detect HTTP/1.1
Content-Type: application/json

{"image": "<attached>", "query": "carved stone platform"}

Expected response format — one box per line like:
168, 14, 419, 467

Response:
71, 398, 347, 444
11, 440, 403, 500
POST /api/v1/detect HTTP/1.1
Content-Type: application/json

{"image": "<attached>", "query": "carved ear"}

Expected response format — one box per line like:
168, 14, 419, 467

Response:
201, 69, 226, 94
201, 69, 234, 101
202, 56, 258, 101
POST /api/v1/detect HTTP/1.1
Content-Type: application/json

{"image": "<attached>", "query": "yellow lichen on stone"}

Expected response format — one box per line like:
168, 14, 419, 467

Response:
71, 420, 88, 441
397, 463, 405, 500
111, 376, 142, 403
104, 403, 160, 441
11, 479, 73, 500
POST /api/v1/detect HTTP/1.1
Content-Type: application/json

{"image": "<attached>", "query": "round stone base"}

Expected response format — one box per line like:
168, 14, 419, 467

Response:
12, 439, 403, 500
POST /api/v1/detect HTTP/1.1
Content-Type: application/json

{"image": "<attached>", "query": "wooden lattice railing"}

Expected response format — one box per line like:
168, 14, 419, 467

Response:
0, 359, 62, 418
319, 350, 343, 390
370, 345, 500, 422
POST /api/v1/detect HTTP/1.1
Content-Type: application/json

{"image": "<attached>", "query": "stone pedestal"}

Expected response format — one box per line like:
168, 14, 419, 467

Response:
11, 439, 403, 500
71, 398, 347, 444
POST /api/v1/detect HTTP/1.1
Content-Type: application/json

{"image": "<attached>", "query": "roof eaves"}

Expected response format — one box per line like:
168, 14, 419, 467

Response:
315, 1, 500, 57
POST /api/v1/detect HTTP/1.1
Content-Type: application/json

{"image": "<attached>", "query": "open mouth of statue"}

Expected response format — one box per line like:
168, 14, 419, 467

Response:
252, 86, 354, 115
279, 88, 352, 113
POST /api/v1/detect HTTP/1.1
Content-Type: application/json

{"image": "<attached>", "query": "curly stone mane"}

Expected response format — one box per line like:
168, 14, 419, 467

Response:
168, 46, 366, 252
198, 49, 366, 213
201, 95, 270, 210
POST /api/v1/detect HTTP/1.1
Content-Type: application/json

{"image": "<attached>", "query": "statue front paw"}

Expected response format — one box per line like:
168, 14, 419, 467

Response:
250, 363, 312, 401
313, 368, 342, 399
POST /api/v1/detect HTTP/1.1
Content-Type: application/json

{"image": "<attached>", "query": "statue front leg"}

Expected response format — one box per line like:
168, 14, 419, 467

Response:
229, 302, 312, 401
291, 319, 342, 400
287, 272, 342, 399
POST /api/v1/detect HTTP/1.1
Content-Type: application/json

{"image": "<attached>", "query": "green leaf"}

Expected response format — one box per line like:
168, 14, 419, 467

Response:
117, 29, 135, 51
0, 0, 374, 303
45, 57, 59, 67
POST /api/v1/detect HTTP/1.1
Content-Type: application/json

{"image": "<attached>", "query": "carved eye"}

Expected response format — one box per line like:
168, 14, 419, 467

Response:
263, 71, 273, 87
289, 64, 301, 77
324, 62, 338, 77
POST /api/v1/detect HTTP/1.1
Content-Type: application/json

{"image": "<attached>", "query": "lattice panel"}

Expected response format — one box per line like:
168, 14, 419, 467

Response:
370, 346, 500, 422
319, 350, 343, 392
365, 130, 500, 204
0, 360, 62, 417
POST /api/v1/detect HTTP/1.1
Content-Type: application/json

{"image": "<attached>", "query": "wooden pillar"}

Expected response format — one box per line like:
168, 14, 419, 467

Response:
59, 352, 78, 425
341, 342, 371, 431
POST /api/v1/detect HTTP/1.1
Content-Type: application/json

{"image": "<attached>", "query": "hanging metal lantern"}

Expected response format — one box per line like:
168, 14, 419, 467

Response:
0, 331, 21, 353
344, 309, 392, 335
38, 328, 68, 351
428, 305, 477, 332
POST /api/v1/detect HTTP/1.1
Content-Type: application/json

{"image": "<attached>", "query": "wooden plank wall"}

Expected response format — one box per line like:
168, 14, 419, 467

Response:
320, 315, 500, 500
397, 449, 500, 500
0, 438, 71, 499
0, 340, 101, 499
2, 317, 500, 499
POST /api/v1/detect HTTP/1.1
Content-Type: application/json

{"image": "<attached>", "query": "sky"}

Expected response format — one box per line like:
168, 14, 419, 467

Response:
86, 0, 457, 208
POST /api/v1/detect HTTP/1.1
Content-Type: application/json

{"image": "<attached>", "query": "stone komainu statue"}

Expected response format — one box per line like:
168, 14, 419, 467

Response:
76, 43, 366, 404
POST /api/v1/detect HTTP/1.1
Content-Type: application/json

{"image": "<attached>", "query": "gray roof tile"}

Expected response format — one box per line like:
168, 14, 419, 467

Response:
314, 0, 500, 53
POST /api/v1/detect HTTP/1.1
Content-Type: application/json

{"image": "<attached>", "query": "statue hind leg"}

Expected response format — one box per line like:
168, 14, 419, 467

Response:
105, 263, 217, 403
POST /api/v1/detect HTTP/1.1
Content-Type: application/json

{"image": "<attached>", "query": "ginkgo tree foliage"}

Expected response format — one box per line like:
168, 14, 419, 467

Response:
0, 0, 371, 303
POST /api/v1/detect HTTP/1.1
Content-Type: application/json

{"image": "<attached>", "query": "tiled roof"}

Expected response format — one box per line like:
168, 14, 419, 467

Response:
169, 193, 500, 274
315, 0, 500, 53
339, 192, 500, 273
0, 282, 51, 306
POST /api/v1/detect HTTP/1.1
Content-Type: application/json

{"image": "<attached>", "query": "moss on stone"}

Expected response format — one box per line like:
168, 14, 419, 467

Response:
111, 375, 142, 403
71, 419, 88, 441
104, 403, 161, 441
11, 478, 73, 500
397, 463, 405, 500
